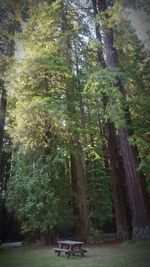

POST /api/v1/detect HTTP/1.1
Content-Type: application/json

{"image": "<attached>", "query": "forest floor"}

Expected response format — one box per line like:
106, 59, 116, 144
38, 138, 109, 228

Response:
0, 241, 150, 267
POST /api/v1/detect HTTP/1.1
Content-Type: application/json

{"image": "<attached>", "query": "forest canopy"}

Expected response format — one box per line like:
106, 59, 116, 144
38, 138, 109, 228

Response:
0, 0, 150, 243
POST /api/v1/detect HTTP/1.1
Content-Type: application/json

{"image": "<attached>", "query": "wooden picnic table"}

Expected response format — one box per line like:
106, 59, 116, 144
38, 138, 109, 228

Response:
53, 240, 87, 258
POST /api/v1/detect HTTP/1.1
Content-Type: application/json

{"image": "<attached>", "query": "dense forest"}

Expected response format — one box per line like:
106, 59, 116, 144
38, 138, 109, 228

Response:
0, 0, 150, 244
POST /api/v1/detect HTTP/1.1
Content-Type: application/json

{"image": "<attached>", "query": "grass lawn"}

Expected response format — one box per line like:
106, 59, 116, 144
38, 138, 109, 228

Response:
0, 241, 150, 267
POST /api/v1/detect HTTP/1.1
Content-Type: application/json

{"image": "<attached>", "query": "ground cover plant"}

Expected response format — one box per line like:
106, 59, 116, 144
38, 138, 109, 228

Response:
0, 241, 150, 267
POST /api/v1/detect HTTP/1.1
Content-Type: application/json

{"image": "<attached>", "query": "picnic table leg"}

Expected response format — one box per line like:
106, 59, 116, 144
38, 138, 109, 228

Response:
66, 251, 71, 259
80, 246, 85, 256
81, 251, 85, 256
66, 244, 72, 259
58, 244, 62, 256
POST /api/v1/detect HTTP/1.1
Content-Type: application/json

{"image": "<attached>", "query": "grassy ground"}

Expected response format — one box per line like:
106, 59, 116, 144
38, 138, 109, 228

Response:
0, 241, 150, 267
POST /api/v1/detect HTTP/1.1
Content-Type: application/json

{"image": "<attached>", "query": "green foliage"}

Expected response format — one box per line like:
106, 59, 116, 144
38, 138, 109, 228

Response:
5, 0, 115, 238
5, 0, 150, 242
113, 16, 150, 180
87, 160, 112, 228
84, 68, 125, 128
5, 0, 77, 237
6, 150, 73, 234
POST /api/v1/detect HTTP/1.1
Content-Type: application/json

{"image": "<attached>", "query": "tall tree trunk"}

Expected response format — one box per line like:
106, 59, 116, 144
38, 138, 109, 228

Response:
92, 0, 131, 240
66, 84, 88, 241
97, 0, 150, 240
61, 3, 88, 241
67, 101, 88, 241
70, 142, 88, 241
0, 2, 15, 182
0, 2, 15, 241
104, 123, 131, 239
0, 85, 7, 174
0, 86, 6, 196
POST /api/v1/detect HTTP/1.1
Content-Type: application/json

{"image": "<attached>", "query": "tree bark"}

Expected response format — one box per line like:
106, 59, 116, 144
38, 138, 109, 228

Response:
0, 85, 7, 173
97, 0, 150, 240
0, 2, 15, 241
66, 83, 88, 241
70, 143, 88, 241
104, 123, 131, 239
92, 0, 131, 240
61, 3, 88, 241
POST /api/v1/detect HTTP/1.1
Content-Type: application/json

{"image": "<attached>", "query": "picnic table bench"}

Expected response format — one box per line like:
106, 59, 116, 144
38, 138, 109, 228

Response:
53, 240, 87, 258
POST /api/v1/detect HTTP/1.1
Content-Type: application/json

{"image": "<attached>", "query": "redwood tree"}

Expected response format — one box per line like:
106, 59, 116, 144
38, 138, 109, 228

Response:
0, 0, 19, 242
61, 3, 88, 241
92, 0, 131, 240
97, 0, 150, 240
